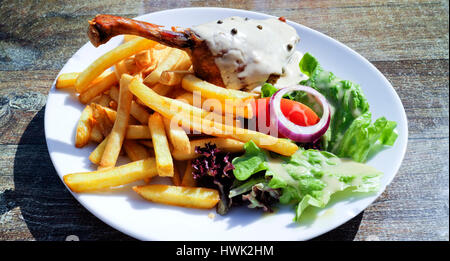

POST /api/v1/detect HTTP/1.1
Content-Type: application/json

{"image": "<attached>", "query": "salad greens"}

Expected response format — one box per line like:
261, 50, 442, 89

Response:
261, 82, 278, 98
231, 141, 382, 221
195, 53, 398, 222
261, 53, 398, 162
298, 53, 398, 162
191, 143, 235, 215
230, 177, 281, 212
232, 140, 269, 181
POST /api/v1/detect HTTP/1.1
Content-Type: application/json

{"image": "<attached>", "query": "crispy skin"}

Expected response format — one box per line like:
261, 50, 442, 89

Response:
88, 14, 191, 48
87, 14, 225, 87
189, 40, 225, 88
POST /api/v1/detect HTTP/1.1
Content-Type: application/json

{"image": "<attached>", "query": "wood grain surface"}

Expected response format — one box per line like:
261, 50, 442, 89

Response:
0, 0, 448, 241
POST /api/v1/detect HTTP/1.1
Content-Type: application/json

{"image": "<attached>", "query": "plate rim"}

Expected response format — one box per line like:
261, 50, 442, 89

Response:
44, 6, 408, 241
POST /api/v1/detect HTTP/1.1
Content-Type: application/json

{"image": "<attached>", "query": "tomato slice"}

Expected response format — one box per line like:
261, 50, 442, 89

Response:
254, 97, 320, 128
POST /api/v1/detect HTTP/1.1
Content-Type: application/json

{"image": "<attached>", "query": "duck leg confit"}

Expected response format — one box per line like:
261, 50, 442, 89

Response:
88, 14, 300, 90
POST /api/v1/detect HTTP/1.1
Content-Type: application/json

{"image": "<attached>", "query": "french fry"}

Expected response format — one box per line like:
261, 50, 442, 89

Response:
182, 74, 257, 101
124, 56, 139, 75
78, 70, 118, 104
132, 185, 219, 209
172, 138, 244, 160
135, 50, 151, 69
99, 74, 134, 168
129, 79, 217, 123
75, 37, 157, 93
114, 60, 129, 80
123, 34, 140, 43
153, 43, 168, 50
181, 160, 196, 187
90, 125, 104, 143
64, 157, 158, 193
130, 79, 210, 118
177, 91, 243, 125
89, 94, 102, 104
144, 49, 191, 85
162, 116, 190, 154
151, 83, 173, 96
129, 79, 298, 156
109, 85, 119, 101
141, 47, 169, 76
129, 102, 151, 124
143, 45, 171, 73
126, 125, 152, 139
89, 136, 109, 164
138, 141, 155, 178
142, 63, 157, 76
174, 51, 192, 70
168, 87, 189, 99
149, 112, 174, 177
135, 98, 148, 107
109, 85, 151, 124
181, 74, 254, 118
123, 140, 151, 161
109, 100, 118, 110
56, 72, 79, 89
139, 140, 154, 149
159, 70, 192, 86
92, 103, 115, 122
172, 162, 182, 186
165, 96, 210, 119
75, 105, 94, 148
97, 94, 112, 107
97, 165, 112, 171
186, 114, 298, 156
91, 103, 137, 127
176, 92, 196, 104
92, 104, 113, 137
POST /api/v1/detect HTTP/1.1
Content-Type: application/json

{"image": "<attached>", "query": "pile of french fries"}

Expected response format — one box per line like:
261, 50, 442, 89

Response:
57, 35, 298, 210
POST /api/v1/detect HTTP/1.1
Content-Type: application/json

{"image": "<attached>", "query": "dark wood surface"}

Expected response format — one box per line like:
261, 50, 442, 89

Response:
0, 0, 448, 241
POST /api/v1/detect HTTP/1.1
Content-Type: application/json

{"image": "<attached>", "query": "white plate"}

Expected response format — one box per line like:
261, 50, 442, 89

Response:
44, 7, 408, 241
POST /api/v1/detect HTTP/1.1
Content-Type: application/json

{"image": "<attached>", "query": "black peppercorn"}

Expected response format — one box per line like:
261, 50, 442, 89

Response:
231, 28, 237, 35
257, 25, 263, 30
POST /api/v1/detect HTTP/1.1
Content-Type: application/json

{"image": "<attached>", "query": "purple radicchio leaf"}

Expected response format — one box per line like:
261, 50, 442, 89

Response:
241, 183, 281, 212
191, 143, 235, 215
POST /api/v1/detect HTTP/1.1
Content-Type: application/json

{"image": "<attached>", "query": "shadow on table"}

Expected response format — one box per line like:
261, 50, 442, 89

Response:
4, 107, 134, 241
3, 107, 363, 241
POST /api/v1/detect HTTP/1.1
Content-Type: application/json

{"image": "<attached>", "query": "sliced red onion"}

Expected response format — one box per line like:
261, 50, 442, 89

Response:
269, 85, 330, 143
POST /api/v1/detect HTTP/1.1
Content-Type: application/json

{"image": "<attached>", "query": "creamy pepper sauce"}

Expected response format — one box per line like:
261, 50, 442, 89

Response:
192, 16, 301, 90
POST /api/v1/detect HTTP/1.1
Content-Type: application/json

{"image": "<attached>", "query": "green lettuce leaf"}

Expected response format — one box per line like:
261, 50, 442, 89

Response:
232, 141, 382, 222
336, 112, 398, 162
299, 52, 398, 162
231, 141, 269, 181
229, 176, 281, 212
273, 148, 382, 221
229, 176, 267, 198
261, 83, 278, 98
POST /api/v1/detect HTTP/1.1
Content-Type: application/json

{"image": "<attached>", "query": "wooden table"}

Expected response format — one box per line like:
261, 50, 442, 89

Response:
0, 0, 448, 241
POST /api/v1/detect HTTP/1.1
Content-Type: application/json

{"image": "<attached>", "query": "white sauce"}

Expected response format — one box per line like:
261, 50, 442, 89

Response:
266, 157, 297, 186
274, 50, 308, 88
192, 16, 300, 90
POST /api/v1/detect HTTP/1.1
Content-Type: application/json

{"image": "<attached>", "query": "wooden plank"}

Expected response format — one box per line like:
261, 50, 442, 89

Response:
0, 143, 135, 241
0, 1, 447, 71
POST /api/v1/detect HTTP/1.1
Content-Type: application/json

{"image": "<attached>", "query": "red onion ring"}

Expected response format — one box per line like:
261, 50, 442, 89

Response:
269, 85, 331, 143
